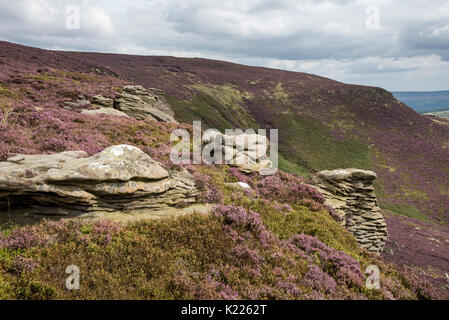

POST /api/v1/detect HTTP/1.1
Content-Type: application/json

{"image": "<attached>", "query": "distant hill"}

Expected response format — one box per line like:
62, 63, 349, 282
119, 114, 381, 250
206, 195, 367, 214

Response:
392, 91, 449, 113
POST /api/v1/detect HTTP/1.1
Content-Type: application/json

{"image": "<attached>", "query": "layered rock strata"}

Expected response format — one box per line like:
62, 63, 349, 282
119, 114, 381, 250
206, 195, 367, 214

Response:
308, 168, 388, 254
0, 145, 198, 218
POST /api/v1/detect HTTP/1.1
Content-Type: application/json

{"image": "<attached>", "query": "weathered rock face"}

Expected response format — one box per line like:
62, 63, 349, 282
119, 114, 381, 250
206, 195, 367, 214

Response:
63, 95, 91, 110
81, 107, 129, 118
114, 85, 177, 123
308, 168, 388, 254
202, 130, 273, 174
92, 95, 114, 108
0, 145, 198, 219
74, 86, 177, 122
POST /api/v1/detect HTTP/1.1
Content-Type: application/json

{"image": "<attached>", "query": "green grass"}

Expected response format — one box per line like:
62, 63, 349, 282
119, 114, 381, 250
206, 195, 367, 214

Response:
166, 88, 257, 131
274, 114, 371, 172
278, 154, 310, 177
379, 202, 429, 221
167, 88, 371, 176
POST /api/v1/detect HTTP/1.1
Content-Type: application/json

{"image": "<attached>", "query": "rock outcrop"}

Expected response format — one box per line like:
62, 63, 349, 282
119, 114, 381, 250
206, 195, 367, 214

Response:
114, 85, 177, 122
202, 130, 273, 174
92, 95, 114, 108
74, 85, 177, 122
0, 145, 198, 219
308, 168, 388, 254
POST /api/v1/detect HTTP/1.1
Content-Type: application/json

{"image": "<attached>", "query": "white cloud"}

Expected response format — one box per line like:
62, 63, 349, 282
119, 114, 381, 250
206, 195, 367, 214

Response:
0, 0, 115, 51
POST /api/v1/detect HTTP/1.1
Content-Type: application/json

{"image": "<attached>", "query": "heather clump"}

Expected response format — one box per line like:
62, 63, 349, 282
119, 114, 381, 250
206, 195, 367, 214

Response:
0, 219, 123, 252
9, 256, 39, 275
193, 172, 224, 204
289, 234, 365, 288
397, 266, 440, 300
0, 228, 42, 250
255, 173, 324, 207
212, 204, 274, 246
302, 264, 337, 294
227, 169, 330, 214
89, 219, 123, 245
228, 167, 253, 185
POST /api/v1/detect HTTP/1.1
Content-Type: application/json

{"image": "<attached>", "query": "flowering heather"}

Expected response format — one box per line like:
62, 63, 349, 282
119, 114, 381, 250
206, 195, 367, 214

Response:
0, 229, 41, 250
90, 219, 123, 245
231, 244, 264, 266
0, 204, 443, 299
382, 212, 449, 297
276, 275, 302, 298
303, 264, 337, 294
193, 172, 224, 204
228, 167, 253, 185
254, 173, 326, 210
0, 46, 191, 163
0, 219, 123, 252
0, 41, 447, 300
228, 169, 330, 214
198, 273, 241, 300
289, 234, 365, 288
9, 256, 39, 274
212, 204, 267, 240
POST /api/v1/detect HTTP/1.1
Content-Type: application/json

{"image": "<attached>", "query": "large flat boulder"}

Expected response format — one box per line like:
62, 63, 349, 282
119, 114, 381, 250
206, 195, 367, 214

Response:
0, 145, 198, 219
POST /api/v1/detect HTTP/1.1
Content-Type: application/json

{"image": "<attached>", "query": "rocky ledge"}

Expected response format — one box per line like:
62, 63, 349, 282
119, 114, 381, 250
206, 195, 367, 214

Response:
72, 85, 177, 123
0, 145, 198, 220
308, 168, 388, 254
113, 85, 177, 122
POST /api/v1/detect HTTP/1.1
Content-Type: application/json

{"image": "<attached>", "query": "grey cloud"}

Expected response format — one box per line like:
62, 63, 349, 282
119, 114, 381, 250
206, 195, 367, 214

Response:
398, 20, 449, 60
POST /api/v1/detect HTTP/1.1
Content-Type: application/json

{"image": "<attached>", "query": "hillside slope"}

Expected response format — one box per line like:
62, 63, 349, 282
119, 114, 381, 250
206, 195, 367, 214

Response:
0, 41, 448, 296
60, 50, 449, 225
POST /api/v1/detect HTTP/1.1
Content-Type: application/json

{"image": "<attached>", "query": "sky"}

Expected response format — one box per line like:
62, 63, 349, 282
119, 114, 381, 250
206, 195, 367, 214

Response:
0, 0, 448, 91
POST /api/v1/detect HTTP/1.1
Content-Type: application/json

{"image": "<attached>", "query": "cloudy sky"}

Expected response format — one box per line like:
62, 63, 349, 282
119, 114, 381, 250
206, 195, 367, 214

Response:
0, 0, 448, 91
